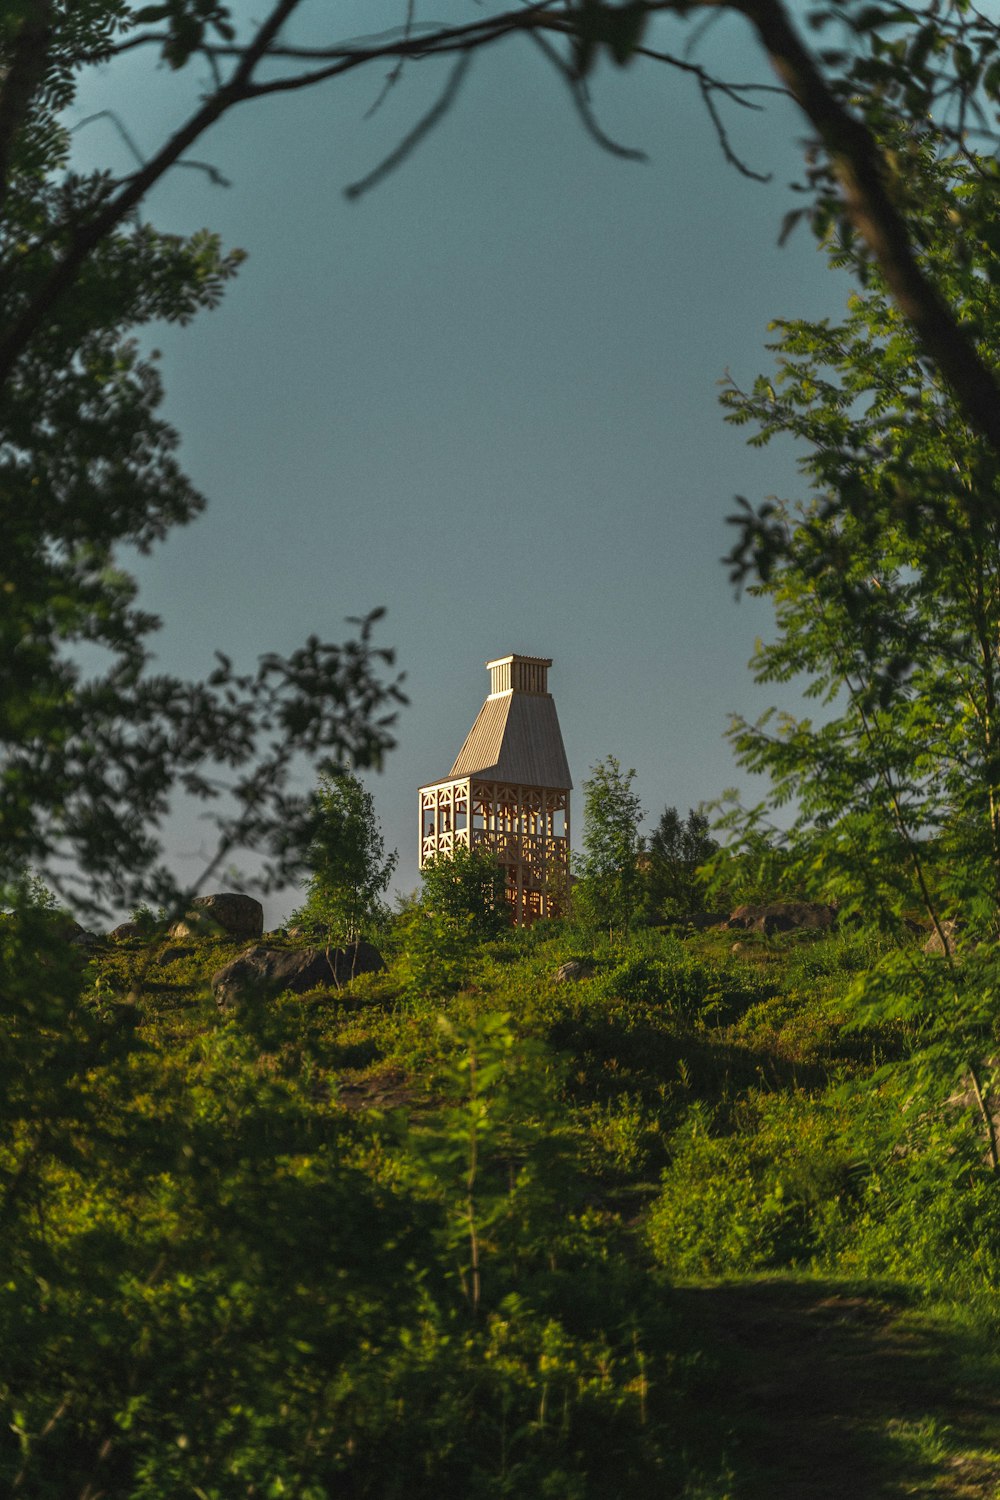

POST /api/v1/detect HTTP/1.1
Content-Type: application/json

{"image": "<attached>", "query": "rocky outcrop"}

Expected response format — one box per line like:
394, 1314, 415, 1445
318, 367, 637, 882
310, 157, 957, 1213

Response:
67, 924, 104, 955
169, 892, 264, 942
211, 941, 384, 1008
726, 901, 836, 936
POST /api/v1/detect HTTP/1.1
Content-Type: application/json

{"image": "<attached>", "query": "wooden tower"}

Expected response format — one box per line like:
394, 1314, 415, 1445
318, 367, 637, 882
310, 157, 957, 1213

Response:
419, 654, 572, 926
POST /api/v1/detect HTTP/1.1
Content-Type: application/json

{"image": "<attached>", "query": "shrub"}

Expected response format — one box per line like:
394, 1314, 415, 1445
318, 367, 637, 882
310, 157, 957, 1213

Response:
838, 1121, 1000, 1302
395, 908, 480, 1000
646, 1094, 862, 1276
594, 952, 713, 1022
419, 845, 508, 941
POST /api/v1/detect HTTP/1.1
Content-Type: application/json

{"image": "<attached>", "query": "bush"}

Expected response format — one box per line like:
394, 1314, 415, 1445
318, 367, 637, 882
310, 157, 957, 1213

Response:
646, 1094, 862, 1276
594, 951, 713, 1022
419, 845, 508, 941
395, 908, 480, 1000
838, 1126, 1000, 1302
593, 938, 779, 1028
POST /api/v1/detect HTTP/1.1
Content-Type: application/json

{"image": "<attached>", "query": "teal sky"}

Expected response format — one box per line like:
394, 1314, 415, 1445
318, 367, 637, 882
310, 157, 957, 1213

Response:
71, 4, 851, 919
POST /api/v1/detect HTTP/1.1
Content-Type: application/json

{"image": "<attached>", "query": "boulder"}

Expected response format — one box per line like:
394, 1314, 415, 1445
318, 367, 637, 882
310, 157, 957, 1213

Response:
553, 960, 591, 983
111, 921, 146, 943
67, 925, 104, 955
923, 919, 962, 957
169, 892, 263, 942
726, 901, 836, 936
211, 941, 384, 1008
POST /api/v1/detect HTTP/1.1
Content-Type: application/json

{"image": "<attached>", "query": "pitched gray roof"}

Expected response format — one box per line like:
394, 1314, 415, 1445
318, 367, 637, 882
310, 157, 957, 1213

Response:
448, 689, 572, 789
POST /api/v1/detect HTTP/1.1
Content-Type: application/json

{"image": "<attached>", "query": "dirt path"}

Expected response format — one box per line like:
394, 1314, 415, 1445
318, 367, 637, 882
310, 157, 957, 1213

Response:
668, 1279, 1000, 1497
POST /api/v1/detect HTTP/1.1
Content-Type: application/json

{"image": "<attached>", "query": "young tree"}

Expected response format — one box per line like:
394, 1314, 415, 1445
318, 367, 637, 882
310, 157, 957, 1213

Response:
642, 805, 718, 927
724, 142, 1000, 936
293, 772, 397, 944
419, 843, 508, 943
576, 756, 644, 937
723, 141, 1000, 1159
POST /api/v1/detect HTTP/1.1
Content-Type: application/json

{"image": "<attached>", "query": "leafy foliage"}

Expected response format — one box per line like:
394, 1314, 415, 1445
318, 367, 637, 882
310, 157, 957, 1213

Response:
647, 1092, 860, 1276
0, 19, 412, 1490
395, 906, 481, 1001
13, 8, 1000, 1494
419, 843, 509, 942
719, 143, 1000, 1166
0, 6, 405, 921
291, 771, 397, 943
642, 805, 719, 927
575, 756, 644, 938
7, 889, 1000, 1492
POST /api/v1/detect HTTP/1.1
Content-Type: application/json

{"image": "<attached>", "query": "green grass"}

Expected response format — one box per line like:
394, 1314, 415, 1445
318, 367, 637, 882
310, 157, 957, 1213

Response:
7, 919, 1000, 1495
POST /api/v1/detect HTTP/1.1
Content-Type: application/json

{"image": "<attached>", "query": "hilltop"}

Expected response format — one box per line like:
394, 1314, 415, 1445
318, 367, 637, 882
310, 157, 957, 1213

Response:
6, 913, 1000, 1497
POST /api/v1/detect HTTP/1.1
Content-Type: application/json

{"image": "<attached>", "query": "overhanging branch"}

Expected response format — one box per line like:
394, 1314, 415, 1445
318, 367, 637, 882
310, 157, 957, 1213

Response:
5, 0, 1000, 474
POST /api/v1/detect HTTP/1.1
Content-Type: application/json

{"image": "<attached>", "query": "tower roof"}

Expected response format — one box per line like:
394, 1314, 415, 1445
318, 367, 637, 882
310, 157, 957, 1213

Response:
447, 654, 572, 789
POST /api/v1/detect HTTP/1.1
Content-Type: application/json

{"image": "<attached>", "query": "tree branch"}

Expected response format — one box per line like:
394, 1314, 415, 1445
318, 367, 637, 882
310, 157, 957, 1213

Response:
0, 0, 303, 388
6, 0, 1000, 472
733, 0, 1000, 459
345, 50, 474, 201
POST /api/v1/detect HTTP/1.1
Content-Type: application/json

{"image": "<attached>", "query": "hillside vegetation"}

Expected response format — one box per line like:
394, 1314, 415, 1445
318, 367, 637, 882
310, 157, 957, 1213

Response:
12, 14, 1000, 1500
6, 912, 1000, 1498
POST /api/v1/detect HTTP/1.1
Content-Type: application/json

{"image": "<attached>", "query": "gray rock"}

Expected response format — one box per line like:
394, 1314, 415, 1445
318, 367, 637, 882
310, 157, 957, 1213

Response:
923, 919, 962, 957
169, 892, 263, 942
726, 901, 836, 936
211, 941, 384, 1008
68, 926, 105, 954
553, 960, 590, 983
110, 921, 146, 943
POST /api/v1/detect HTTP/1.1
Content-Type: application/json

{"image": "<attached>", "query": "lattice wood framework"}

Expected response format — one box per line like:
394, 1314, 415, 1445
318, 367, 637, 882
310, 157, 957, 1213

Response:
419, 655, 572, 926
